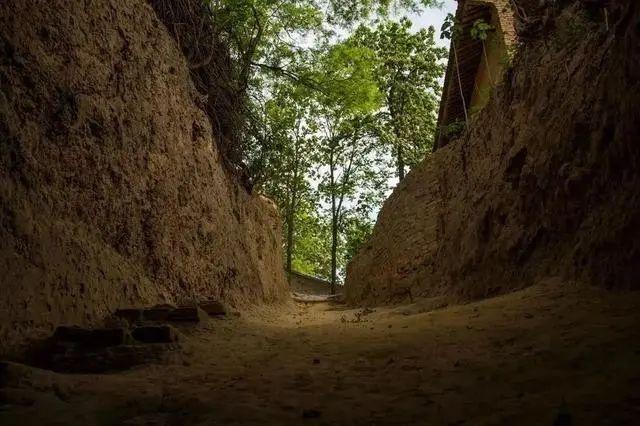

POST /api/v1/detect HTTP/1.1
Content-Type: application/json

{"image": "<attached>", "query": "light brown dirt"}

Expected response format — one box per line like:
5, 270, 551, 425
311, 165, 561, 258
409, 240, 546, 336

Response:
345, 1, 640, 304
1, 280, 639, 425
0, 0, 287, 355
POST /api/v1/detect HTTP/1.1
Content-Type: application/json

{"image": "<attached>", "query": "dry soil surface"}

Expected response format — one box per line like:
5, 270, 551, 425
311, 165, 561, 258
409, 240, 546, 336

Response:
1, 281, 639, 425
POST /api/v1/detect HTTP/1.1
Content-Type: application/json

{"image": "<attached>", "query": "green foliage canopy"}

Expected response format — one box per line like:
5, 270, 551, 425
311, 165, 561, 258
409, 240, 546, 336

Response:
210, 0, 446, 286
352, 18, 446, 178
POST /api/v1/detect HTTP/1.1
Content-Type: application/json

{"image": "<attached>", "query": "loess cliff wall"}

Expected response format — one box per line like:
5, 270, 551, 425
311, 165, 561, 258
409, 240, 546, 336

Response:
0, 0, 288, 354
346, 1, 640, 304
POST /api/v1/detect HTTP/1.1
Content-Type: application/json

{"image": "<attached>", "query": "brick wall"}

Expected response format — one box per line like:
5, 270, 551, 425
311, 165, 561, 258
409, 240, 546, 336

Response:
434, 0, 518, 149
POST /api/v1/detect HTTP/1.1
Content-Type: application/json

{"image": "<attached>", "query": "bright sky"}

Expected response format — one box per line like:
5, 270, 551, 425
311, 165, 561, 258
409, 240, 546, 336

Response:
406, 0, 458, 43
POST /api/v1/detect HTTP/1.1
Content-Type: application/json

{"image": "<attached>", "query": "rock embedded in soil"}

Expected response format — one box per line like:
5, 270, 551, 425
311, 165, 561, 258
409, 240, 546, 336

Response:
142, 307, 173, 322
302, 409, 321, 419
114, 309, 144, 324
53, 326, 126, 348
168, 306, 206, 323
115, 306, 203, 325
0, 361, 13, 388
0, 388, 37, 407
198, 301, 227, 317
132, 325, 179, 344
121, 414, 171, 426
153, 303, 177, 310
50, 343, 179, 374
43, 323, 185, 373
132, 306, 171, 323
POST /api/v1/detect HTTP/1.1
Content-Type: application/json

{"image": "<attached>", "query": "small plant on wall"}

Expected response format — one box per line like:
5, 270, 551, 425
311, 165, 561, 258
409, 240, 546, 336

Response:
500, 44, 517, 69
440, 120, 466, 140
470, 18, 495, 87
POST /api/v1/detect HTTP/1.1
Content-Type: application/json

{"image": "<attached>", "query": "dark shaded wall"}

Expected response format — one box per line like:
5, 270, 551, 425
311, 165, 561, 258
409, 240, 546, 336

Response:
346, 1, 640, 304
0, 0, 287, 354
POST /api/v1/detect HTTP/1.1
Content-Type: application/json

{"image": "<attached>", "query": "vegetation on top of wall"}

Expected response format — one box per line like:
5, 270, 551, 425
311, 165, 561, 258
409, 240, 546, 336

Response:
151, 0, 446, 291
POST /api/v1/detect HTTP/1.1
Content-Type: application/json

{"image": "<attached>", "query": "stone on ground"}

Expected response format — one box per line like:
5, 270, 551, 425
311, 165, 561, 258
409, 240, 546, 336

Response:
142, 307, 173, 322
50, 343, 178, 374
168, 306, 206, 323
114, 308, 144, 324
53, 326, 126, 348
115, 306, 207, 324
199, 301, 227, 316
132, 325, 179, 344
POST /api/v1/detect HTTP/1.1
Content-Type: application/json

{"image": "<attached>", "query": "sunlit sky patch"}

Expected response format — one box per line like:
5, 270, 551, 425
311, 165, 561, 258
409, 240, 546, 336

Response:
405, 0, 457, 43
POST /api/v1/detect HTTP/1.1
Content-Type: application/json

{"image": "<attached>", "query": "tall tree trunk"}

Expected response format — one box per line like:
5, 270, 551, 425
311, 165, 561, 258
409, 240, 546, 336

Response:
286, 130, 301, 280
285, 208, 294, 274
285, 173, 298, 275
329, 147, 337, 295
330, 212, 338, 295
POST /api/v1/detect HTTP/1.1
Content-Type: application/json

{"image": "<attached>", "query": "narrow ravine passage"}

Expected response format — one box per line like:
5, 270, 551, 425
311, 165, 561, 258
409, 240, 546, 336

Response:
1, 2, 638, 425
2, 280, 639, 425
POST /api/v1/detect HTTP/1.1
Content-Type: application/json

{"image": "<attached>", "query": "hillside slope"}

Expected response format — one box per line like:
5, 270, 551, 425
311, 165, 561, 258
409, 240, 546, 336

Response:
346, 2, 640, 304
0, 0, 287, 354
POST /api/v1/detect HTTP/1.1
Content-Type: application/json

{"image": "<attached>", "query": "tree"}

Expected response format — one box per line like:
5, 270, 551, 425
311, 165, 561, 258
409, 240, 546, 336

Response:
204, 0, 441, 180
326, 0, 439, 25
205, 0, 323, 90
353, 18, 446, 180
310, 42, 387, 293
342, 213, 375, 263
252, 81, 318, 274
233, 0, 442, 286
290, 203, 333, 278
317, 116, 388, 293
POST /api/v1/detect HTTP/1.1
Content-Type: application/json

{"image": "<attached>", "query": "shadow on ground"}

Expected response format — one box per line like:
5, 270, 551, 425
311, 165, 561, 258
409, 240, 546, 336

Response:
1, 279, 639, 425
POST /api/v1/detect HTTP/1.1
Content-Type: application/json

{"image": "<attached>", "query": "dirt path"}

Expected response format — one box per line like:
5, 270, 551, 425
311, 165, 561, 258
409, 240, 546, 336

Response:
2, 281, 639, 425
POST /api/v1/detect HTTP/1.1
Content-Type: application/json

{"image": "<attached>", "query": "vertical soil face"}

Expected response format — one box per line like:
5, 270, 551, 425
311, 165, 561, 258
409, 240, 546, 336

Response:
346, 2, 640, 304
0, 0, 287, 354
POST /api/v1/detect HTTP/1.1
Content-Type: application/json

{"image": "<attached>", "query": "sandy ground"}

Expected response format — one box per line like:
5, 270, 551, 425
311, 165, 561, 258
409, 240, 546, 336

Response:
1, 280, 639, 425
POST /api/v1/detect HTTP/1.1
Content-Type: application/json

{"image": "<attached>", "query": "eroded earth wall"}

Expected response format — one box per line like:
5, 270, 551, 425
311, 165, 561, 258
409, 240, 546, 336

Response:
0, 0, 287, 354
346, 2, 640, 304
